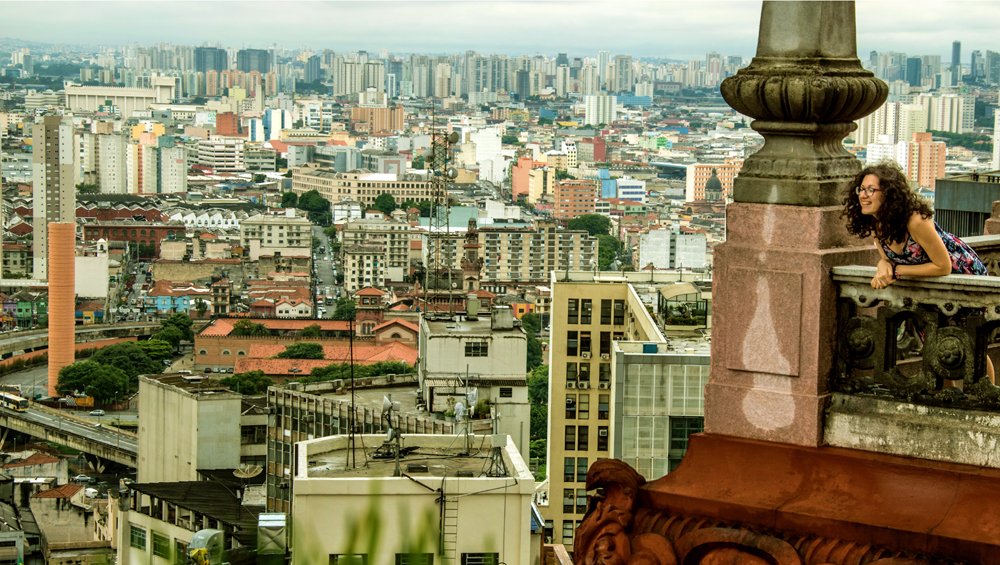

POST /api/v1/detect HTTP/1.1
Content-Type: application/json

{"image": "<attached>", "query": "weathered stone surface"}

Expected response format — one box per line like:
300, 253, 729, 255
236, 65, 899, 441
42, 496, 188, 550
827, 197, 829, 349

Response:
825, 393, 1000, 468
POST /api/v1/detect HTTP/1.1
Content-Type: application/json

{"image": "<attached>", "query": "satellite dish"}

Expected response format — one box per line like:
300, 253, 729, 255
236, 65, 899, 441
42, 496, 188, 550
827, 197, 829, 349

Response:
233, 464, 263, 479
454, 402, 466, 422
381, 395, 392, 416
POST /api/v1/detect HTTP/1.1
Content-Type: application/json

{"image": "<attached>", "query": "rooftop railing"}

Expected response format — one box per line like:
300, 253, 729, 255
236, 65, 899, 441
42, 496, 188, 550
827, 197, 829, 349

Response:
831, 265, 1000, 408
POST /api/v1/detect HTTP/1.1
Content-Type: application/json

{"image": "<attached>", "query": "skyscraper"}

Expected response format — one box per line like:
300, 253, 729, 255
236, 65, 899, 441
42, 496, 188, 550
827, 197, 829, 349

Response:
194, 47, 228, 74
971, 50, 983, 81
556, 53, 569, 68
32, 115, 77, 280
597, 51, 610, 83
905, 57, 922, 87
305, 55, 321, 83
613, 55, 632, 93
236, 49, 270, 74
952, 41, 961, 85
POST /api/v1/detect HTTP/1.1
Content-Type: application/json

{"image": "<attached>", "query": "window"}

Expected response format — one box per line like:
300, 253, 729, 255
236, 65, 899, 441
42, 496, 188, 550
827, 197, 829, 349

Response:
613, 300, 625, 325
600, 332, 611, 355
564, 457, 575, 482
129, 525, 146, 550
464, 341, 489, 357
599, 394, 610, 420
132, 230, 137, 237
174, 540, 188, 565
577, 457, 588, 482
576, 488, 588, 514
566, 362, 578, 384
565, 393, 576, 419
581, 299, 592, 324
330, 556, 368, 565
563, 488, 574, 513
461, 554, 499, 565
222, 350, 231, 356
565, 425, 576, 450
567, 298, 579, 324
599, 363, 611, 383
152, 532, 170, 559
141, 230, 147, 237
579, 363, 591, 383
598, 426, 609, 451
562, 520, 575, 542
578, 425, 589, 450
395, 555, 433, 565
669, 417, 705, 472
567, 331, 578, 356
500, 387, 513, 398
237, 350, 246, 356
580, 332, 591, 354
579, 394, 590, 420
601, 299, 612, 324
198, 349, 208, 355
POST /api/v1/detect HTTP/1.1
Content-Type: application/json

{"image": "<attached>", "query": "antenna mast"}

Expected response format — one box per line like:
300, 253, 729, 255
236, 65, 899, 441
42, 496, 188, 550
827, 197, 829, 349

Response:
425, 97, 460, 316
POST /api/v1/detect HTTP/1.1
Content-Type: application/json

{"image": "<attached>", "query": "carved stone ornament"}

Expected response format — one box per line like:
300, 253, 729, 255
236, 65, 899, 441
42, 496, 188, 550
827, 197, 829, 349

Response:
719, 2, 887, 207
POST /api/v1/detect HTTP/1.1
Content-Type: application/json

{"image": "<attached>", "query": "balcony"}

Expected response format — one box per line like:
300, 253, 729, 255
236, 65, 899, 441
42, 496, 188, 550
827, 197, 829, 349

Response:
829, 264, 1000, 467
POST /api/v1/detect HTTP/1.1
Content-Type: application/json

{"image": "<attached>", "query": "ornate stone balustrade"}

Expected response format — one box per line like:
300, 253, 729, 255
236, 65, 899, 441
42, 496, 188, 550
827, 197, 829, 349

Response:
832, 265, 1000, 406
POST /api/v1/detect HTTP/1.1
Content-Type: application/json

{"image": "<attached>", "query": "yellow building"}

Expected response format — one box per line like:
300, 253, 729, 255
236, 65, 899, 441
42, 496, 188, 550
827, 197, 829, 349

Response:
541, 271, 710, 550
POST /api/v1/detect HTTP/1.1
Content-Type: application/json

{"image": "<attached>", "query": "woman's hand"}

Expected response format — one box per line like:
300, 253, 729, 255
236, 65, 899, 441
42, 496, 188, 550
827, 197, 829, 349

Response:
872, 259, 895, 289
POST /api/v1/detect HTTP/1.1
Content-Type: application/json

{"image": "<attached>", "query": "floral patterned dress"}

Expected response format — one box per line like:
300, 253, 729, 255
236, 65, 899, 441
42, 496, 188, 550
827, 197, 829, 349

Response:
879, 221, 987, 276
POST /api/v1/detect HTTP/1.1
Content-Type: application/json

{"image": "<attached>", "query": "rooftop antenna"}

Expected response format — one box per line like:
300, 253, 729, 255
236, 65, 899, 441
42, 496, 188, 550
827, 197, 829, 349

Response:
232, 464, 262, 511
376, 394, 403, 476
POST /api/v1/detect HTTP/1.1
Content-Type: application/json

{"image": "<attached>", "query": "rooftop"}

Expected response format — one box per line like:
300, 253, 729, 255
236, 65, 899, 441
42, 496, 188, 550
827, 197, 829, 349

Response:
140, 373, 236, 395
32, 483, 83, 499
129, 481, 261, 547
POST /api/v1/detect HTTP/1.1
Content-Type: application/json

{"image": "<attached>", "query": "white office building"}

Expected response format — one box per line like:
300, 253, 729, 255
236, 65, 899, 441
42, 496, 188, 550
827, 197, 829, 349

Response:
584, 94, 617, 126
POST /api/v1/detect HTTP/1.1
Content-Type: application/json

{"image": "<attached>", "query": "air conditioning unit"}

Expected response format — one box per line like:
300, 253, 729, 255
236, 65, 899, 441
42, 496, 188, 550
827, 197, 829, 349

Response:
598, 382, 609, 390
598, 429, 608, 437
600, 353, 610, 360
566, 381, 577, 389
581, 352, 591, 359
578, 382, 590, 389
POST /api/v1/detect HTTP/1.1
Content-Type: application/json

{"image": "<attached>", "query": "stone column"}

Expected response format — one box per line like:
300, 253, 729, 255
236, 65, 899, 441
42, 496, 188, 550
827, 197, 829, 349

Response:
705, 2, 887, 446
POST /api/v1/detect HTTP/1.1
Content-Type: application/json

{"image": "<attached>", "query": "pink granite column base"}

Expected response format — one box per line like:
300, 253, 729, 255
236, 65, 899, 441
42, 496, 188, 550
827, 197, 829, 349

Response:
705, 203, 877, 447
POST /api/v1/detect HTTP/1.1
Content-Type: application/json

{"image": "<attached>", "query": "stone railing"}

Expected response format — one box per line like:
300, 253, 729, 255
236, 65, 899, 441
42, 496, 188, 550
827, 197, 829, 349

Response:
831, 265, 1000, 407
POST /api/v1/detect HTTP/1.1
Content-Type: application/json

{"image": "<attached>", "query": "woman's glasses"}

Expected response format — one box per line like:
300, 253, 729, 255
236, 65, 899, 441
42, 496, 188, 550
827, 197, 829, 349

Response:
855, 186, 882, 197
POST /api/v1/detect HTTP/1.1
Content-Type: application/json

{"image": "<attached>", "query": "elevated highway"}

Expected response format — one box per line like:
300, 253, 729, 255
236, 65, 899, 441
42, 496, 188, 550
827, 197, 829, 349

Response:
0, 404, 136, 467
0, 323, 161, 357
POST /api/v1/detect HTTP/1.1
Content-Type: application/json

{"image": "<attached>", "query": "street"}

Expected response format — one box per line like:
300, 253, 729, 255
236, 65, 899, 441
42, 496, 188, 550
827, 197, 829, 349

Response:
313, 225, 341, 318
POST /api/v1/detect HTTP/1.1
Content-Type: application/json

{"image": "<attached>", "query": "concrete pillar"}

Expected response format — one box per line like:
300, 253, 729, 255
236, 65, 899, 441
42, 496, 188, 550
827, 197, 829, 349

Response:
47, 223, 76, 397
705, 1, 887, 446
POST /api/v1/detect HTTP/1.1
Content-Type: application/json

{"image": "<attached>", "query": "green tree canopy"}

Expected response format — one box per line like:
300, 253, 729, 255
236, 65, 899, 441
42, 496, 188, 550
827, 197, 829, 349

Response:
298, 324, 322, 338
302, 360, 415, 383
411, 155, 425, 169
323, 225, 338, 240
538, 117, 553, 125
231, 320, 270, 337
252, 174, 267, 184
75, 183, 99, 194
152, 325, 184, 351
275, 342, 325, 360
567, 214, 612, 237
56, 361, 130, 403
597, 234, 622, 270
195, 299, 209, 318
298, 190, 332, 225
332, 298, 356, 321
520, 313, 541, 336
373, 193, 396, 216
219, 370, 273, 395
501, 134, 520, 144
527, 364, 549, 405
281, 192, 298, 207
161, 313, 194, 341
530, 404, 547, 440
526, 331, 543, 371
89, 342, 162, 386
136, 339, 173, 360
400, 200, 432, 218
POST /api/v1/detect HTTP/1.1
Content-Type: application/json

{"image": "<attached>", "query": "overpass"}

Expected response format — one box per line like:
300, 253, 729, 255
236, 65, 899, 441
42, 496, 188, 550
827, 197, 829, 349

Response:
0, 323, 162, 357
0, 404, 136, 467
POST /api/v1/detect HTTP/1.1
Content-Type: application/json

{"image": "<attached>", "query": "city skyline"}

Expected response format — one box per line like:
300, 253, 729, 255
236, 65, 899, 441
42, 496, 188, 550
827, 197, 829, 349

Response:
2, 1, 1000, 62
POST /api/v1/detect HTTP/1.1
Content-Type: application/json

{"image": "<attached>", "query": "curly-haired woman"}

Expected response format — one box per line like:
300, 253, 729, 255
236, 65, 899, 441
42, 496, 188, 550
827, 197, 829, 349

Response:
842, 162, 993, 383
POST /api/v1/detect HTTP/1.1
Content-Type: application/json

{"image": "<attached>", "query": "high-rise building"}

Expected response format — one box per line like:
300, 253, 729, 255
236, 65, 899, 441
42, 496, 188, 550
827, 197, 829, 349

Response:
194, 47, 227, 74
971, 50, 983, 81
597, 51, 611, 83
905, 57, 923, 87
32, 115, 76, 280
304, 55, 321, 83
556, 53, 570, 68
854, 101, 927, 146
553, 179, 597, 222
579, 65, 599, 96
987, 51, 1000, 85
902, 131, 947, 189
555, 66, 570, 98
952, 40, 962, 85
614, 54, 633, 93
584, 94, 616, 126
236, 48, 270, 74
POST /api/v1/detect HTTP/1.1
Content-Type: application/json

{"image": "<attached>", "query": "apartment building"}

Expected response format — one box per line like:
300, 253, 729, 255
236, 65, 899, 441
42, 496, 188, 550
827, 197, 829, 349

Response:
32, 115, 76, 280
240, 208, 313, 261
197, 138, 245, 172
291, 165, 433, 206
543, 271, 709, 550
553, 179, 597, 222
338, 217, 414, 290
684, 158, 743, 202
479, 221, 597, 292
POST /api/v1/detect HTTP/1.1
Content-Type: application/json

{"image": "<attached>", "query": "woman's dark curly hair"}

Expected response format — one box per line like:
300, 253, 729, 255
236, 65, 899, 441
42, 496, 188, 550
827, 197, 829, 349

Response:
842, 162, 933, 244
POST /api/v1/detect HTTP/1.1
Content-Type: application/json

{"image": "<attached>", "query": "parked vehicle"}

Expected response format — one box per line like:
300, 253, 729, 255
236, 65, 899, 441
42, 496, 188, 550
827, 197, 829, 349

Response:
73, 475, 91, 483
89, 409, 105, 416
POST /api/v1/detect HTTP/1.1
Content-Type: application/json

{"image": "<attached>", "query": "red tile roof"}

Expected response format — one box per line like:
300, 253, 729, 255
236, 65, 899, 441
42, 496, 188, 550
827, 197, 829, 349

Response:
3, 452, 62, 469
148, 280, 211, 298
373, 318, 418, 333
199, 317, 352, 337
32, 483, 83, 499
246, 341, 418, 365
354, 287, 386, 297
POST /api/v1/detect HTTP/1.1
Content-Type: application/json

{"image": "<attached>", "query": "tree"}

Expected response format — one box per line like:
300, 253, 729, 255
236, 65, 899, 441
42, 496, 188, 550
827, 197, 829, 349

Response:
323, 225, 338, 240
597, 234, 621, 270
526, 332, 543, 371
538, 117, 553, 125
153, 323, 184, 351
302, 360, 415, 384
136, 339, 173, 360
161, 313, 194, 341
400, 200, 432, 218
555, 169, 576, 180
530, 404, 547, 440
275, 342, 325, 360
332, 298, 356, 321
220, 370, 273, 395
195, 299, 209, 318
231, 319, 270, 337
373, 193, 396, 216
281, 192, 298, 207
75, 183, 99, 194
56, 361, 129, 403
501, 134, 520, 145
298, 190, 332, 225
530, 438, 547, 460
298, 324, 322, 338
411, 155, 425, 169
90, 342, 162, 383
521, 313, 541, 336
567, 214, 612, 237
252, 174, 267, 184
527, 364, 549, 405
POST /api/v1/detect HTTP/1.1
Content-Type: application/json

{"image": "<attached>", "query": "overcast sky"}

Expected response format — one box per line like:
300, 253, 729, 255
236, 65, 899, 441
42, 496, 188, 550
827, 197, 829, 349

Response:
2, 1, 998, 63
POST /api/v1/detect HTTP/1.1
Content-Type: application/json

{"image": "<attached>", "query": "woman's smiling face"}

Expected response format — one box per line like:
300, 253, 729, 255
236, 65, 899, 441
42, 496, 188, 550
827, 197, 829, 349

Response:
858, 174, 884, 216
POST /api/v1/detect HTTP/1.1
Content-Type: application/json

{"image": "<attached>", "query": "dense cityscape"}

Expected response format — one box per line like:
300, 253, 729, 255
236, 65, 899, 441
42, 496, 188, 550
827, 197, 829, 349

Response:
0, 2, 999, 564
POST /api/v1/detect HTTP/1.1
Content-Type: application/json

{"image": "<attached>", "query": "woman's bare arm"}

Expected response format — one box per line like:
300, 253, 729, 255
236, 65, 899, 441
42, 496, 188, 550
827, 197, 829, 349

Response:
897, 213, 951, 277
